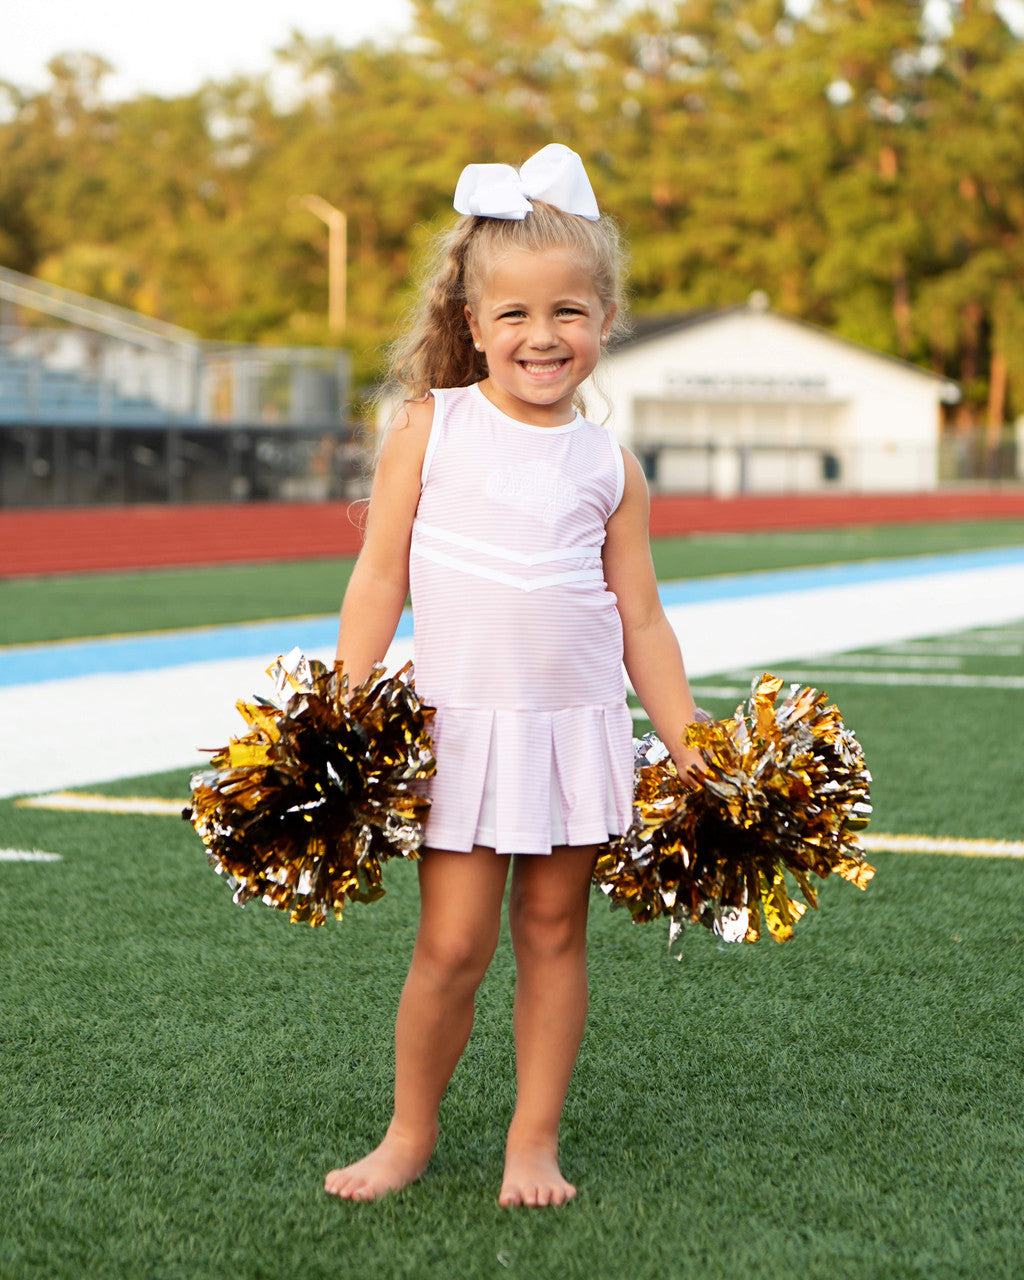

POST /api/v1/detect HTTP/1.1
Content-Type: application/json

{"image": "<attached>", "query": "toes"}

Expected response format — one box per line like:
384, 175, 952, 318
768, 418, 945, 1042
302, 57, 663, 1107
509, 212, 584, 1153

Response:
325, 1171, 369, 1200
499, 1155, 576, 1208
334, 1182, 372, 1201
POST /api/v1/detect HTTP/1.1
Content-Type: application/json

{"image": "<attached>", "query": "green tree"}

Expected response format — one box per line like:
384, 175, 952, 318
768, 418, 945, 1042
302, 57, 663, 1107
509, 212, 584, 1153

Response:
0, 0, 1021, 420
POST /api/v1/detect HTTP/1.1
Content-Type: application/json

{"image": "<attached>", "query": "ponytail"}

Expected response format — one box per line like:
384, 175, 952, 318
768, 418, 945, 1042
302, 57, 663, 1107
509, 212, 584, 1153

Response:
386, 218, 489, 404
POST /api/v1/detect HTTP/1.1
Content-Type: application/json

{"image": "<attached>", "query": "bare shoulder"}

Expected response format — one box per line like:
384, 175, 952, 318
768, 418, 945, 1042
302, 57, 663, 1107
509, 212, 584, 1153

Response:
376, 396, 435, 475
611, 445, 651, 522
392, 395, 435, 434
619, 444, 648, 489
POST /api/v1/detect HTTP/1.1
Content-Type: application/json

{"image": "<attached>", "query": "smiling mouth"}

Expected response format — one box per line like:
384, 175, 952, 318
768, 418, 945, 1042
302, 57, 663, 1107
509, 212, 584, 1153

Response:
520, 359, 568, 375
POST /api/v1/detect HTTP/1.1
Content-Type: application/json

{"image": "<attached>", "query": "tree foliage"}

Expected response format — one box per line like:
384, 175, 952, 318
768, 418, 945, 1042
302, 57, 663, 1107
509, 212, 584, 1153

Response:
1, 0, 1021, 421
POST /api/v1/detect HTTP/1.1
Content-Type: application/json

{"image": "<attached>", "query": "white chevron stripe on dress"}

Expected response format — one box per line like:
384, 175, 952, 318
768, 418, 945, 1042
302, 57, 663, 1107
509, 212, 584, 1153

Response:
410, 541, 605, 592
413, 518, 602, 566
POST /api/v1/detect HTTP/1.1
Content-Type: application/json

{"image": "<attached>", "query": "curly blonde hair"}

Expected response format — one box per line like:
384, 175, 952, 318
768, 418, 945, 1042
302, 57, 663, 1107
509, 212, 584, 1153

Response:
386, 199, 627, 411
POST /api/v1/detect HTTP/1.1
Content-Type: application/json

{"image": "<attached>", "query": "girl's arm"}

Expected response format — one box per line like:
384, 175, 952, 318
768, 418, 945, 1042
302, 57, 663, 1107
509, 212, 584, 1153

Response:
603, 447, 704, 781
335, 399, 433, 684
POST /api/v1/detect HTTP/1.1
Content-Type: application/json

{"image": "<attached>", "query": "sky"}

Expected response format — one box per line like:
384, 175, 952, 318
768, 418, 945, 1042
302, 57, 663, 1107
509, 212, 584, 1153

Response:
2, 0, 414, 100
4, 0, 1024, 103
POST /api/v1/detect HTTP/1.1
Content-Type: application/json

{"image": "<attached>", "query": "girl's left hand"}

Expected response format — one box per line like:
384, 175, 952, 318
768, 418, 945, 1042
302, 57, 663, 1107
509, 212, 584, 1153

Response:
672, 745, 706, 789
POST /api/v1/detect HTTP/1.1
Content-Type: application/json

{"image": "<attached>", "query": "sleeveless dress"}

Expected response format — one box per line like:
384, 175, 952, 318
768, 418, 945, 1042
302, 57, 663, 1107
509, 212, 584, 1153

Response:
409, 383, 634, 855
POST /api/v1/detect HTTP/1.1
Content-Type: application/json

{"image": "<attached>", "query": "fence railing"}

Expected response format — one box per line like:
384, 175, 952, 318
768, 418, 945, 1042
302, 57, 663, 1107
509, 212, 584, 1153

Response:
639, 432, 1021, 495
3, 425, 1019, 509
0, 422, 367, 506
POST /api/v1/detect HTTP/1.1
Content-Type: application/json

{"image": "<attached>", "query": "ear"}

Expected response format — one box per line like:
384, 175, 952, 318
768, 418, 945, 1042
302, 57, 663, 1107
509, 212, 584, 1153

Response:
601, 302, 617, 345
465, 305, 484, 351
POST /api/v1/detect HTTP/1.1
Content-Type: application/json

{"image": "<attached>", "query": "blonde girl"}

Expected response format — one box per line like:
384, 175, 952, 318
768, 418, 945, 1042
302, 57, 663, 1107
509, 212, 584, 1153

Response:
324, 145, 702, 1207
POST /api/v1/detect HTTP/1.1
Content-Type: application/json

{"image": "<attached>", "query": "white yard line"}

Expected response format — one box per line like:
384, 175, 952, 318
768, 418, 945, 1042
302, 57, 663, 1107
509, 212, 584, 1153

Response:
683, 685, 752, 702
880, 641, 1022, 657
0, 848, 61, 862
798, 653, 964, 669
726, 670, 1024, 690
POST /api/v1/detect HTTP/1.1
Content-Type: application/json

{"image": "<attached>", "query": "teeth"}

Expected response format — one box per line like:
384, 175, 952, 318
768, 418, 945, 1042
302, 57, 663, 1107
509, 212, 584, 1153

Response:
522, 360, 566, 373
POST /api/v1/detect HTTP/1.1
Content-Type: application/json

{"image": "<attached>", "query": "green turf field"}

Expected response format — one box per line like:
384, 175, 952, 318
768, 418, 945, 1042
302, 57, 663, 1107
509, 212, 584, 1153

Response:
3, 518, 1024, 645
3, 532, 1024, 1279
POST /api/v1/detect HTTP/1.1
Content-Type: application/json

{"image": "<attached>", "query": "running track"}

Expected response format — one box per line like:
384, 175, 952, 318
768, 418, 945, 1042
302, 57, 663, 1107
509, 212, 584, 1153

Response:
3, 488, 1024, 577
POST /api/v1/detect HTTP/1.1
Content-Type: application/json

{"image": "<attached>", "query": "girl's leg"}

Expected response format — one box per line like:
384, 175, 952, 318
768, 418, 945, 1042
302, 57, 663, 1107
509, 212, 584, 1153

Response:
500, 844, 598, 1208
325, 845, 510, 1200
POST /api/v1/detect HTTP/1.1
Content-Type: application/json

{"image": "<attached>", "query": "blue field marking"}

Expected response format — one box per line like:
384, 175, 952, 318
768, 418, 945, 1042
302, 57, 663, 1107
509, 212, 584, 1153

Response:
656, 544, 1024, 607
0, 611, 415, 688
2, 545, 1023, 688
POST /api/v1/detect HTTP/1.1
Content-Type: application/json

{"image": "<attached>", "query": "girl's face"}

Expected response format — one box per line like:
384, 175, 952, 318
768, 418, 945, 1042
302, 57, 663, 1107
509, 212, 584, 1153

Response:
465, 247, 614, 428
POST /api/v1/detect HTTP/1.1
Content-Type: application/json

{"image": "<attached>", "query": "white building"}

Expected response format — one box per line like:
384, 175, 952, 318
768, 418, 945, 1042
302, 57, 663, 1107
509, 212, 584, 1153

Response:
589, 298, 959, 494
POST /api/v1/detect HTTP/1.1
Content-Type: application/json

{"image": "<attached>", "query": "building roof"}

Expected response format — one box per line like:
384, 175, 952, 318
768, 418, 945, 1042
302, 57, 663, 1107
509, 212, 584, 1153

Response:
611, 302, 959, 397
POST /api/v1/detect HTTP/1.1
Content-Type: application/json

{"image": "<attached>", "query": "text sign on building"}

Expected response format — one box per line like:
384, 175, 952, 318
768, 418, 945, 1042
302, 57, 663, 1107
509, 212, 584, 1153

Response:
664, 373, 832, 400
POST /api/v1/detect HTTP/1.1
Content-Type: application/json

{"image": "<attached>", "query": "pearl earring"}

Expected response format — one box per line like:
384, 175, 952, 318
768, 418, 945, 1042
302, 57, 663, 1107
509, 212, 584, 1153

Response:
474, 342, 484, 351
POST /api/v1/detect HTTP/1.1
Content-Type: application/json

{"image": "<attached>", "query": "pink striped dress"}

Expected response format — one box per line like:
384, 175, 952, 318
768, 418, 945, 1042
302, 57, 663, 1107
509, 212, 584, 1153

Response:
410, 383, 634, 855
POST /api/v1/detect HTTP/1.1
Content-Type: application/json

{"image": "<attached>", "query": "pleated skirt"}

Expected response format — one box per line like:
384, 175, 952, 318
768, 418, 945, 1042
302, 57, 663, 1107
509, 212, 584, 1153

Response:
421, 702, 635, 856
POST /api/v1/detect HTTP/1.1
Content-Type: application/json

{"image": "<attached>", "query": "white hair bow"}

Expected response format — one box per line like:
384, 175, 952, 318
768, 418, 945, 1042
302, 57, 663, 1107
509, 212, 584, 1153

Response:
453, 143, 600, 222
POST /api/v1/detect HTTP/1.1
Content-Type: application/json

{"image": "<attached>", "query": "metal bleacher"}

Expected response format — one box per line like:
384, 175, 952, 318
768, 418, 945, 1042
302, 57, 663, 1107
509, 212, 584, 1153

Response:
0, 341, 177, 426
0, 266, 360, 506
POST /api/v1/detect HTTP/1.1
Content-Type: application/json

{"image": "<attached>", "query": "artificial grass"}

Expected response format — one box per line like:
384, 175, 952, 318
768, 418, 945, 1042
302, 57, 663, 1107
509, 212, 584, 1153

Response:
6, 618, 1024, 1278
3, 792, 1023, 1279
4, 545, 1023, 1278
3, 518, 1023, 646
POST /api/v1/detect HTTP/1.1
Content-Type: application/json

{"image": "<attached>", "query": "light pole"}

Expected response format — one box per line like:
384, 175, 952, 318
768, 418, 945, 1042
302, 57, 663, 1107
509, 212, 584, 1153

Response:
297, 194, 347, 333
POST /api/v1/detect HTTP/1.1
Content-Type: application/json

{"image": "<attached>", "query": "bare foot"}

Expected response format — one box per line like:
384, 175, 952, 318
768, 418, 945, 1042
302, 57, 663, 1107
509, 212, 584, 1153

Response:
498, 1143, 577, 1208
324, 1129, 434, 1202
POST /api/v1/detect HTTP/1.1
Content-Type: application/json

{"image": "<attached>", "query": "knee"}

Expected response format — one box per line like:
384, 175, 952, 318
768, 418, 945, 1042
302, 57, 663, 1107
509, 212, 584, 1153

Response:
508, 887, 586, 961
413, 924, 498, 991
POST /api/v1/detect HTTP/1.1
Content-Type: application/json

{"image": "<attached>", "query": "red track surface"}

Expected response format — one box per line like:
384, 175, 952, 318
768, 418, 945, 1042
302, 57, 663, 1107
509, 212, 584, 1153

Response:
2, 489, 1023, 578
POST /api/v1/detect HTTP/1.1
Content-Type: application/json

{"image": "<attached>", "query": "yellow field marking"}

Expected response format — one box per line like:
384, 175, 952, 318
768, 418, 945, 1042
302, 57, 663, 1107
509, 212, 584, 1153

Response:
14, 793, 1023, 861
861, 833, 1024, 859
17, 791, 185, 816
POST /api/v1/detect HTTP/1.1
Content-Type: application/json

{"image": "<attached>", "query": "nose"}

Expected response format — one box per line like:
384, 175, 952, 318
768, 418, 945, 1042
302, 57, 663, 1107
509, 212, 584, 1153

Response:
526, 317, 557, 349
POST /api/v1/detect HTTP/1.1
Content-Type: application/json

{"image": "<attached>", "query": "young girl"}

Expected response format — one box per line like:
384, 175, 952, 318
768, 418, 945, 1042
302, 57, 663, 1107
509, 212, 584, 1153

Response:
324, 144, 702, 1208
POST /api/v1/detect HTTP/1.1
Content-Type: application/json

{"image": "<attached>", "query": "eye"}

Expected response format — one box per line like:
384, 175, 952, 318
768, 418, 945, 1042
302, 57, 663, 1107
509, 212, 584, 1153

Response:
557, 306, 585, 317
498, 308, 526, 320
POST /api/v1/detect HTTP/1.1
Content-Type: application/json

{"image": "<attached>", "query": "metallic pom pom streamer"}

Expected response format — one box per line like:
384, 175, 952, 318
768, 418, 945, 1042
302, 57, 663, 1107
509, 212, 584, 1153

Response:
594, 674, 874, 947
184, 649, 435, 926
